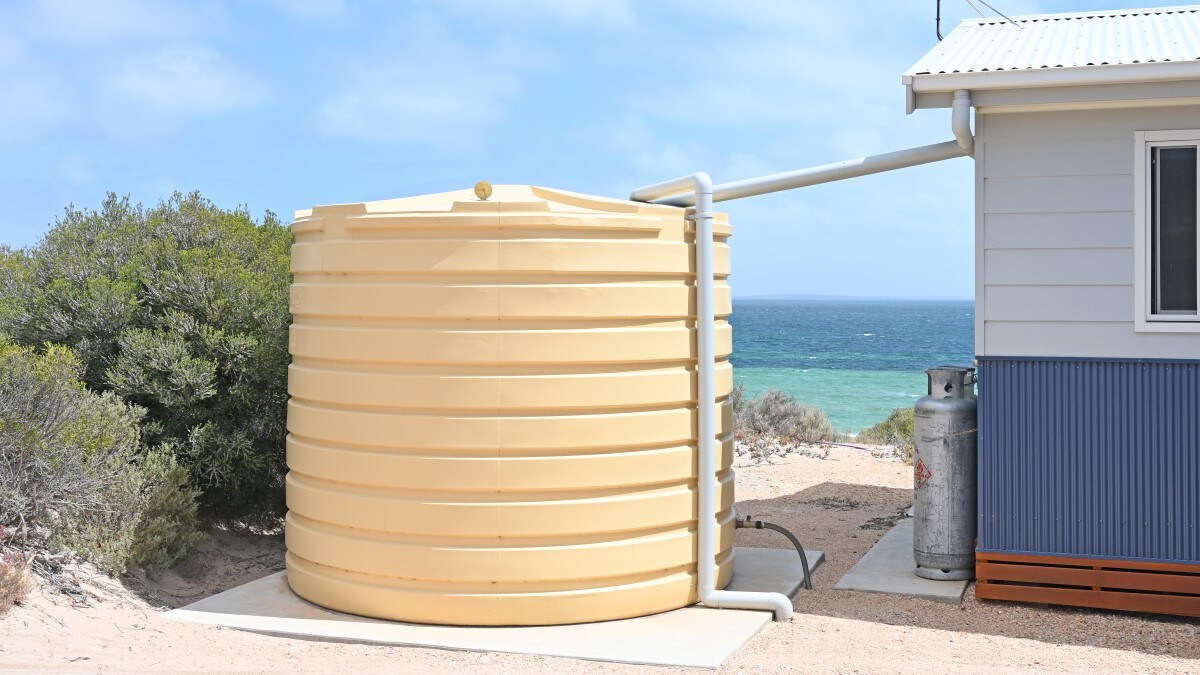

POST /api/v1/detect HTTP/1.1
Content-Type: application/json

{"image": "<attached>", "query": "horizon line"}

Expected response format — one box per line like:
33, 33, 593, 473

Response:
733, 293, 974, 302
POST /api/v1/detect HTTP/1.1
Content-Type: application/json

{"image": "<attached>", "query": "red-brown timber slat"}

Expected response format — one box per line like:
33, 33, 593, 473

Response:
976, 563, 1200, 595
978, 551, 1200, 574
975, 552, 1200, 618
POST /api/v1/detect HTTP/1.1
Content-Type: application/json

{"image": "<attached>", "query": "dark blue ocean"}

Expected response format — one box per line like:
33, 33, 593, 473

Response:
730, 299, 974, 433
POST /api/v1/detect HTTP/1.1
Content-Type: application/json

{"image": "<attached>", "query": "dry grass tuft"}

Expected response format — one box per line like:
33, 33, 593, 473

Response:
0, 549, 32, 615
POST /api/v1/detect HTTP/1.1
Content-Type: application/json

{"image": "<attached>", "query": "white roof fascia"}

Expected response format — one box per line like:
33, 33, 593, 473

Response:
911, 60, 1200, 94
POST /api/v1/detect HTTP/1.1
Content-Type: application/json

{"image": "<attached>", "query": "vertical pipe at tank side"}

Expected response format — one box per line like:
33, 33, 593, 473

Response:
630, 174, 793, 621
693, 177, 718, 603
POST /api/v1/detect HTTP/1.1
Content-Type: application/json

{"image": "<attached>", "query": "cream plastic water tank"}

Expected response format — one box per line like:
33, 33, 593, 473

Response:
284, 185, 734, 625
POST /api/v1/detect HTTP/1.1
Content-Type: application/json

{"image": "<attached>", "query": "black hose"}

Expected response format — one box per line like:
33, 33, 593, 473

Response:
739, 518, 813, 590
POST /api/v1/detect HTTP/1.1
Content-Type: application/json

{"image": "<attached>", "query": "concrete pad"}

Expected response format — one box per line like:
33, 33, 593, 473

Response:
728, 546, 825, 597
164, 547, 823, 669
833, 519, 968, 604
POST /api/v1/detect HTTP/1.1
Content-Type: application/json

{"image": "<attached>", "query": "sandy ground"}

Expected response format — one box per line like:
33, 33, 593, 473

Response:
3, 446, 1198, 674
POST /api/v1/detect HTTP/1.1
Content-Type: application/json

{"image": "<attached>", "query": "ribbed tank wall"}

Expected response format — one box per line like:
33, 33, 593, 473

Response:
284, 185, 735, 626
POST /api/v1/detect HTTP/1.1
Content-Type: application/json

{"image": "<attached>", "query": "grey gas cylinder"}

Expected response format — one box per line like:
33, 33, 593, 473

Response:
913, 365, 978, 581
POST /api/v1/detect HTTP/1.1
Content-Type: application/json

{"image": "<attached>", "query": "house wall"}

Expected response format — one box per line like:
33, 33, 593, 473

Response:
974, 104, 1200, 569
976, 104, 1200, 358
976, 357, 1199, 564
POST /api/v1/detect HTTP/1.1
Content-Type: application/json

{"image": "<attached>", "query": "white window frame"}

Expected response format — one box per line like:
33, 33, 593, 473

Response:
1134, 129, 1200, 333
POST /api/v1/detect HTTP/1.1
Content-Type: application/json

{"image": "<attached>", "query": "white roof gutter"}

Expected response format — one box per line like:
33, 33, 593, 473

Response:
905, 59, 1200, 112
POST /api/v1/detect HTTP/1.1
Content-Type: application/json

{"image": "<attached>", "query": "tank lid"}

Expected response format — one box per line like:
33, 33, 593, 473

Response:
299, 185, 689, 219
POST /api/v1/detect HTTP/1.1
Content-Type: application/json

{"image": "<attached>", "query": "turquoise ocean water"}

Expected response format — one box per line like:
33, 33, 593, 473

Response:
730, 298, 974, 433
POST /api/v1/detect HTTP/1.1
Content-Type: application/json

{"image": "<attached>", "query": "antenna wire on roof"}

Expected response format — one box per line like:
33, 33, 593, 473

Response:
969, 0, 1023, 29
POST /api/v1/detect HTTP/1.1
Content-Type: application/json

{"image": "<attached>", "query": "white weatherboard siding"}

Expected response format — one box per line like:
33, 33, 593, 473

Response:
977, 105, 1200, 358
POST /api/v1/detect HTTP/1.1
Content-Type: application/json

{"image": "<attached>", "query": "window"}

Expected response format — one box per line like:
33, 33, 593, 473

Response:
1135, 131, 1200, 332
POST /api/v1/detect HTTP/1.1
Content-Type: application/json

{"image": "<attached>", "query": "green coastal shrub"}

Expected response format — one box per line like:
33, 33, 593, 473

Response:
859, 407, 916, 462
4, 192, 292, 524
0, 340, 204, 574
0, 246, 29, 331
127, 447, 205, 576
729, 381, 746, 415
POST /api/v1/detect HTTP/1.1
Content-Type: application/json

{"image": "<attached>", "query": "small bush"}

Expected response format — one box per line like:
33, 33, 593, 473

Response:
734, 388, 839, 445
0, 246, 30, 332
729, 381, 746, 415
732, 388, 841, 461
0, 339, 203, 574
129, 447, 206, 576
859, 407, 916, 462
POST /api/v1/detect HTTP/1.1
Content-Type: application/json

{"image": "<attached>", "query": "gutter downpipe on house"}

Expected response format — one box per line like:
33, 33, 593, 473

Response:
628, 92, 973, 622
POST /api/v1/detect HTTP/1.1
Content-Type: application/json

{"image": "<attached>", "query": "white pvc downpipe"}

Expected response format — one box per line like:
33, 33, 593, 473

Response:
951, 90, 974, 155
626, 94, 975, 621
653, 91, 974, 207
629, 173, 794, 621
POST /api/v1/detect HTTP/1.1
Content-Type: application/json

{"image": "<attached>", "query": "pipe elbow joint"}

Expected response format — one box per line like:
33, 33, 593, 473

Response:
702, 590, 795, 621
758, 593, 794, 621
952, 90, 975, 156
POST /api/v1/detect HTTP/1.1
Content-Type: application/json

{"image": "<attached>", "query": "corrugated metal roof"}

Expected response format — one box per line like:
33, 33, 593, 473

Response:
907, 5, 1200, 77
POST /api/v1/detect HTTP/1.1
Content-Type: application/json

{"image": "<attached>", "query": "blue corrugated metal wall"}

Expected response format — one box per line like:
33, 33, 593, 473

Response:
977, 357, 1199, 565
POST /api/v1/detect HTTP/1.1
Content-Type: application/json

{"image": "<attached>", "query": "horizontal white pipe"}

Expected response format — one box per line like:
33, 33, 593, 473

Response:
629, 174, 709, 203
652, 140, 967, 207
705, 589, 795, 618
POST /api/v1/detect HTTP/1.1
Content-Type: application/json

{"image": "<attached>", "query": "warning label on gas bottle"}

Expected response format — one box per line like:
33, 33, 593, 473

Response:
914, 458, 932, 489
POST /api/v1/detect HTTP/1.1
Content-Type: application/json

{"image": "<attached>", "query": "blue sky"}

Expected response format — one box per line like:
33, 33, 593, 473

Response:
0, 0, 1155, 298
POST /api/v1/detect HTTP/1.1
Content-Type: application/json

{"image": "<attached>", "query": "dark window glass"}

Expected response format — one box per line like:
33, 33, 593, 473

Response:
1153, 146, 1197, 314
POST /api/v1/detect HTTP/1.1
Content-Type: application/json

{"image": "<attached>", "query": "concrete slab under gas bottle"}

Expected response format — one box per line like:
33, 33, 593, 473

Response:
833, 519, 969, 604
164, 546, 823, 669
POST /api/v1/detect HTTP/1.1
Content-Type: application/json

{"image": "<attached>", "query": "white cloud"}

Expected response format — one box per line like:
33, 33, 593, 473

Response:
18, 0, 222, 44
245, 0, 348, 22
314, 19, 536, 147
426, 0, 635, 28
0, 2, 267, 143
0, 73, 72, 142
0, 27, 72, 142
56, 155, 96, 185
93, 45, 270, 139
0, 31, 22, 65
108, 46, 269, 114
